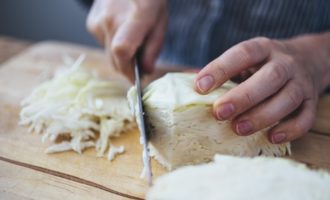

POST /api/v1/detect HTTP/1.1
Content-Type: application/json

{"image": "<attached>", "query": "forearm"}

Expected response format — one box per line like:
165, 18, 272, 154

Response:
285, 31, 330, 93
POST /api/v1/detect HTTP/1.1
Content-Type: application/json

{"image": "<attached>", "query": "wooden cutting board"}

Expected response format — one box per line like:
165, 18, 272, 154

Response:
0, 41, 330, 199
0, 41, 168, 200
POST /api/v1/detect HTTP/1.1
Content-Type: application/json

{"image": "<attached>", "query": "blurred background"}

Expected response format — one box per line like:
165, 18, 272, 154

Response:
0, 0, 97, 47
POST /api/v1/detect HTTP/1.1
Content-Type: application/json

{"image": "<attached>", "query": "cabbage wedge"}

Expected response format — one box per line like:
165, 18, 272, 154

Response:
128, 73, 290, 170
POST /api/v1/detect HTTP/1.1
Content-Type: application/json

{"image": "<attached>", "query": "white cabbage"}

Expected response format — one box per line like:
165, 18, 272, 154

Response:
20, 56, 135, 160
128, 73, 290, 170
147, 155, 330, 200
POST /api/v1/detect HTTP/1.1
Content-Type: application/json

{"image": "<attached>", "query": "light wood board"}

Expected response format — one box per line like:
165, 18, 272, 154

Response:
0, 160, 129, 200
0, 41, 330, 199
0, 36, 31, 65
0, 42, 166, 200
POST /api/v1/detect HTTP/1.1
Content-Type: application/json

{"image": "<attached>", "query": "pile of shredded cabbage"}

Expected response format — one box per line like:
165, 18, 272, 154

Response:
19, 55, 135, 161
147, 155, 330, 200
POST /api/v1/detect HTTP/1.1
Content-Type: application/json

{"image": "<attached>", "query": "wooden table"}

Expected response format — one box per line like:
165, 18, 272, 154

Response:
0, 36, 31, 64
0, 36, 330, 200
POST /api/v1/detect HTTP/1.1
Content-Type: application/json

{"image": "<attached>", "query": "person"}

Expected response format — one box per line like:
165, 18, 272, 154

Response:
85, 0, 330, 144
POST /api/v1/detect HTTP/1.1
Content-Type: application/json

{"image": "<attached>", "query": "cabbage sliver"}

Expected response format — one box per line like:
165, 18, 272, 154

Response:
20, 56, 135, 160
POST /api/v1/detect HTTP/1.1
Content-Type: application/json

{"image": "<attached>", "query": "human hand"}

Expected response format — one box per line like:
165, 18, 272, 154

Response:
87, 0, 167, 81
194, 34, 330, 144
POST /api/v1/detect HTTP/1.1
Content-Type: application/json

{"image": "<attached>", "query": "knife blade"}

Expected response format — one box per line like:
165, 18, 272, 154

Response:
134, 60, 153, 186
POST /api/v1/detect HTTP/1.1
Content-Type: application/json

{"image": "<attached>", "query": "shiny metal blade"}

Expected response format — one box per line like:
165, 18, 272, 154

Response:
134, 61, 152, 186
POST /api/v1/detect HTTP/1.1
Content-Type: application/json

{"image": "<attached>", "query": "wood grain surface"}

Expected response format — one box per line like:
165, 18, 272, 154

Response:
0, 36, 31, 65
0, 159, 129, 200
312, 95, 330, 135
0, 39, 330, 200
0, 41, 166, 200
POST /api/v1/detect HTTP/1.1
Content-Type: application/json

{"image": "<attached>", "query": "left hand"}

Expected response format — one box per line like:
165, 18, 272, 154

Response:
194, 33, 330, 144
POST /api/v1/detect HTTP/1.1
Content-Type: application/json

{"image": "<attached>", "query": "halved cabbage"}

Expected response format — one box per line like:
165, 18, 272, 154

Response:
128, 73, 290, 170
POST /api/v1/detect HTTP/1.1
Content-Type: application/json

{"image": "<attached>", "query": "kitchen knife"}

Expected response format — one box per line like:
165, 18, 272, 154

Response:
134, 60, 153, 186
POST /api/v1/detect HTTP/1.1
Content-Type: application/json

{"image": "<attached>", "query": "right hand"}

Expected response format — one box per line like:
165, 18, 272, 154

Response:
87, 0, 168, 81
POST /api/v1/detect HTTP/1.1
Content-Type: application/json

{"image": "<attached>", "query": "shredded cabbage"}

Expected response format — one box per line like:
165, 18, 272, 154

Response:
20, 55, 135, 160
147, 155, 330, 200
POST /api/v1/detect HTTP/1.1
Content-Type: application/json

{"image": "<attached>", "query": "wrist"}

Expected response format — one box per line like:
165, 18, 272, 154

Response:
284, 32, 330, 93
313, 32, 330, 90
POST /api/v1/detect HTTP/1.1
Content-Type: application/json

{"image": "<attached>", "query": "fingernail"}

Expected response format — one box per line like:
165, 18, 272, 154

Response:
216, 103, 235, 120
271, 133, 287, 144
197, 75, 214, 92
236, 120, 253, 135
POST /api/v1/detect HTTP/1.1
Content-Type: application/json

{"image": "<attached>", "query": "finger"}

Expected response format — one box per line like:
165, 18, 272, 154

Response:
86, 0, 111, 46
140, 11, 167, 74
111, 16, 152, 80
104, 32, 116, 72
232, 80, 304, 136
268, 99, 317, 144
213, 59, 293, 120
194, 37, 272, 94
86, 15, 106, 45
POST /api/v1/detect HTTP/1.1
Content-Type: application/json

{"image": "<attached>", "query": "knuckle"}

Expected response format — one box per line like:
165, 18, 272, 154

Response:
86, 14, 115, 36
236, 37, 272, 64
216, 66, 230, 81
111, 42, 131, 60
292, 106, 315, 137
278, 120, 307, 142
292, 119, 309, 136
86, 17, 99, 34
243, 91, 256, 107
281, 55, 296, 69
274, 56, 295, 80
103, 13, 115, 27
287, 85, 304, 108
269, 62, 289, 84
236, 41, 259, 64
253, 37, 272, 47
